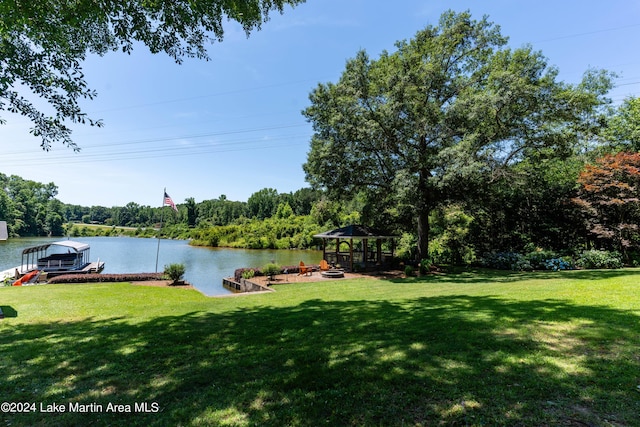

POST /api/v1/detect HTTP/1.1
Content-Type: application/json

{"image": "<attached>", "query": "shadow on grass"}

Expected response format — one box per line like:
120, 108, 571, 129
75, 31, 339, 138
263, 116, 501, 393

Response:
0, 305, 17, 318
1, 296, 638, 426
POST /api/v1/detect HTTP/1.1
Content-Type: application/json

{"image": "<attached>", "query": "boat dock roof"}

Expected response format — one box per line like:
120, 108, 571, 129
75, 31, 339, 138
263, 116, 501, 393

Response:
21, 240, 90, 255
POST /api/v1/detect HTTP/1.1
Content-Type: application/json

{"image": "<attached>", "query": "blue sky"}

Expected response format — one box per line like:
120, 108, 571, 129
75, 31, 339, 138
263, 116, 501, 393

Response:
2, 0, 640, 207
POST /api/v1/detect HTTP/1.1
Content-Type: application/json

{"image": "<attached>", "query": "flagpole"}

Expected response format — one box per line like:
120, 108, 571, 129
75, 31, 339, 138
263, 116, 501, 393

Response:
155, 187, 166, 272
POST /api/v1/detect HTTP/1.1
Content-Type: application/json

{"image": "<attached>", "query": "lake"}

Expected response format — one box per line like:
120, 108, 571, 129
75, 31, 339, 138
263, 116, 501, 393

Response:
0, 236, 322, 296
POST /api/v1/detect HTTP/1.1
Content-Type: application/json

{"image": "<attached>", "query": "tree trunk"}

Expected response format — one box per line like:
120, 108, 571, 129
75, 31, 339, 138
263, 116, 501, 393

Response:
416, 163, 432, 262
417, 208, 430, 262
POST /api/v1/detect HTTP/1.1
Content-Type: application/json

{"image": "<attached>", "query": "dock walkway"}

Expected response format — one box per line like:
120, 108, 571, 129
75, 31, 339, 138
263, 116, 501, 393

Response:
1, 267, 19, 282
1, 261, 104, 282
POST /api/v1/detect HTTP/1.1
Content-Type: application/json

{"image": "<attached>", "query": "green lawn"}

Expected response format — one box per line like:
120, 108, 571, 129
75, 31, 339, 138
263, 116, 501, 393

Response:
1, 269, 639, 426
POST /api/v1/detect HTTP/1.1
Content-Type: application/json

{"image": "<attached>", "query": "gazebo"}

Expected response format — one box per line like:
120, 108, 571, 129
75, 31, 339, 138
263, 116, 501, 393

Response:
314, 225, 397, 272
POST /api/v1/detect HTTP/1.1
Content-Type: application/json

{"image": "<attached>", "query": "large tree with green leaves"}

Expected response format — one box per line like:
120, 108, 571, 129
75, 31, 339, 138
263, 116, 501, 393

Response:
247, 187, 280, 220
603, 97, 640, 151
0, 0, 304, 150
303, 10, 613, 260
0, 173, 61, 236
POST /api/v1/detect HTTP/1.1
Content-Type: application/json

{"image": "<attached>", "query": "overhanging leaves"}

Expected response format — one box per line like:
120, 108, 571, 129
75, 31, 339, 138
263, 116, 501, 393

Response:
0, 0, 305, 150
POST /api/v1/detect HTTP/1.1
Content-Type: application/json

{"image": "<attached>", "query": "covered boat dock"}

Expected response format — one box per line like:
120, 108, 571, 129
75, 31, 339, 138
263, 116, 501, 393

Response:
20, 240, 104, 275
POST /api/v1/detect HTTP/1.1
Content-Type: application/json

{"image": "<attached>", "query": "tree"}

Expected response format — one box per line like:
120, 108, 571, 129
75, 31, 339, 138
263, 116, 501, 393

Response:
303, 10, 613, 260
603, 97, 640, 151
289, 187, 322, 215
429, 204, 475, 265
247, 188, 279, 220
185, 197, 197, 227
63, 204, 89, 222
119, 202, 141, 227
468, 153, 588, 254
0, 187, 15, 236
0, 174, 59, 236
197, 195, 248, 226
573, 152, 640, 256
274, 202, 294, 219
46, 199, 65, 236
1, 0, 305, 150
89, 205, 111, 224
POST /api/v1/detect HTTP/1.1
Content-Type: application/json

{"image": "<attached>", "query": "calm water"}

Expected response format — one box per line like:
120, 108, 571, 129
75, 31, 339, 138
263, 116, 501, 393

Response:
0, 237, 321, 296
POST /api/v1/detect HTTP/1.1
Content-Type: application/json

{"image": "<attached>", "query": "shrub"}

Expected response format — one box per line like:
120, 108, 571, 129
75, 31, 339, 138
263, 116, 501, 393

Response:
262, 263, 281, 279
480, 252, 532, 271
626, 250, 640, 267
511, 257, 533, 271
48, 273, 163, 284
419, 258, 431, 275
482, 251, 578, 272
543, 257, 574, 271
234, 268, 256, 282
525, 250, 558, 270
577, 250, 623, 269
428, 204, 475, 265
275, 237, 292, 249
234, 264, 308, 282
404, 265, 415, 277
522, 250, 575, 271
164, 263, 186, 284
396, 233, 418, 260
241, 269, 255, 280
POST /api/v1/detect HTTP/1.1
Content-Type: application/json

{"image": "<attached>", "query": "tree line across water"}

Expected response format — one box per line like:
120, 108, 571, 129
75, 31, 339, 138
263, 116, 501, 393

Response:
3, 145, 640, 270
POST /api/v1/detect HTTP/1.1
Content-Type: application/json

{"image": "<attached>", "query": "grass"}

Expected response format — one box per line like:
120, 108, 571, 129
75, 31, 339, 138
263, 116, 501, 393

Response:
1, 268, 639, 426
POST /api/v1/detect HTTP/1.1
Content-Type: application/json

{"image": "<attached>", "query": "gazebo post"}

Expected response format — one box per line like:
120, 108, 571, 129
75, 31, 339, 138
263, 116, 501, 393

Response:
349, 238, 354, 271
363, 238, 368, 269
322, 238, 327, 262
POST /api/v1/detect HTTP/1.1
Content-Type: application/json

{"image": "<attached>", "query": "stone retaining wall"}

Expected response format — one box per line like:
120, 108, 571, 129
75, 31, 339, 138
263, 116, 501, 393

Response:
222, 277, 273, 293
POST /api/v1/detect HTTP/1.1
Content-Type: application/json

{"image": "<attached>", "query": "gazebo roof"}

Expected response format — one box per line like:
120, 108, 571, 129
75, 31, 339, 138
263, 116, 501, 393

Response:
314, 224, 397, 239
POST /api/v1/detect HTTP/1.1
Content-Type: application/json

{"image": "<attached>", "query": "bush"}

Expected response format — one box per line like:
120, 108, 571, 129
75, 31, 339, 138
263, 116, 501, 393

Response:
404, 265, 415, 277
525, 250, 558, 270
48, 273, 163, 284
241, 269, 255, 280
428, 204, 476, 266
234, 268, 256, 282
234, 264, 309, 282
626, 251, 640, 267
395, 233, 418, 260
419, 258, 431, 275
577, 250, 623, 269
481, 250, 577, 271
543, 257, 574, 271
523, 250, 574, 271
262, 263, 281, 279
164, 263, 186, 284
480, 252, 532, 271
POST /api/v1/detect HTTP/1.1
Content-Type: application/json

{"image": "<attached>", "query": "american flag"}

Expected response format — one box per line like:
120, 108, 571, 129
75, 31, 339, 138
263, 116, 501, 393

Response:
164, 192, 178, 212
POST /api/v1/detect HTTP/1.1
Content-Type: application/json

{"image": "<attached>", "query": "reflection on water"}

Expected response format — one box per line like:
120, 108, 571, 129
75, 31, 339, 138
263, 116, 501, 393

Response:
0, 237, 321, 296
